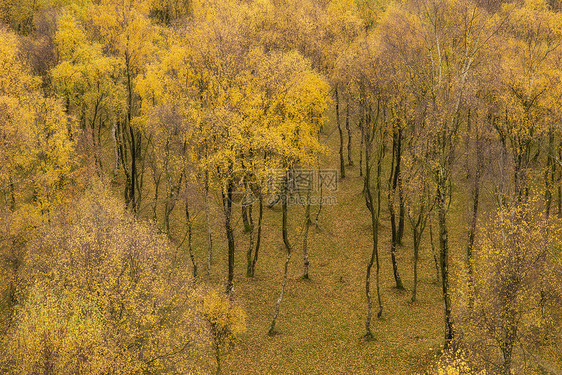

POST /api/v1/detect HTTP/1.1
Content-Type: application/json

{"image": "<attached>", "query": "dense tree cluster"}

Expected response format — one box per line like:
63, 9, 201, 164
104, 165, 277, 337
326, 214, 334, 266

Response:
0, 0, 561, 373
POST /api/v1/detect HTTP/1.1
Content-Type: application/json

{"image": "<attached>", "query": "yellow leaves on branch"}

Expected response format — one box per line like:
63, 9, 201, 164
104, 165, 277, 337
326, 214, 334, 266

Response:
427, 348, 488, 375
0, 27, 76, 215
3, 183, 226, 374
0, 29, 38, 95
136, 10, 330, 189
52, 12, 126, 123
55, 11, 88, 61
199, 288, 246, 349
88, 0, 156, 68
467, 197, 562, 369
7, 285, 109, 374
492, 1, 562, 141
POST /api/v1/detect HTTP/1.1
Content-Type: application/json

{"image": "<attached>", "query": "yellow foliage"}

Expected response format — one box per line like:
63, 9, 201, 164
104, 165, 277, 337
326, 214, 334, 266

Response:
137, 19, 330, 193
464, 197, 562, 372
52, 12, 126, 123
0, 28, 38, 95
0, 28, 77, 214
88, 0, 156, 75
427, 349, 487, 375
490, 2, 562, 169
199, 288, 246, 348
6, 286, 109, 374
2, 182, 217, 373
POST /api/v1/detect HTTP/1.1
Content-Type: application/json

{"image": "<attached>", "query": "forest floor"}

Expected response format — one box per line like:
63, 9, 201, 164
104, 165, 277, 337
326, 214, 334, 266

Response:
174, 124, 473, 374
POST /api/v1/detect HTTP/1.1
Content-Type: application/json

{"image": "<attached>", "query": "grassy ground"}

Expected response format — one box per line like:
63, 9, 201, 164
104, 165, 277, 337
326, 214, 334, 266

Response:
181, 125, 463, 374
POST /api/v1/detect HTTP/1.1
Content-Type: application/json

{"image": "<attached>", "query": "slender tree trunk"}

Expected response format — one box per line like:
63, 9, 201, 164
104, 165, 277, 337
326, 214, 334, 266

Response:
545, 128, 555, 218
268, 247, 291, 336
389, 207, 404, 290
313, 132, 324, 230
467, 133, 481, 308
129, 124, 137, 212
118, 120, 131, 205
336, 86, 345, 179
246, 202, 255, 277
359, 122, 364, 177
164, 171, 183, 236
558, 184, 562, 218
125, 58, 138, 214
409, 202, 428, 304
249, 194, 263, 277
134, 131, 146, 213
91, 101, 101, 172
388, 128, 404, 290
151, 171, 161, 222
204, 174, 213, 280
346, 100, 353, 166
242, 205, 252, 232
466, 178, 479, 305
364, 104, 384, 339
268, 176, 292, 335
97, 116, 103, 165
396, 128, 405, 245
557, 142, 562, 218
411, 229, 420, 303
112, 120, 121, 174
397, 190, 405, 245
438, 181, 454, 348
118, 124, 130, 200
499, 314, 516, 375
364, 153, 383, 338
164, 192, 173, 236
314, 179, 323, 229
501, 351, 512, 375
214, 344, 221, 375
429, 218, 440, 283
222, 178, 235, 295
185, 195, 197, 278
8, 177, 16, 210
302, 187, 312, 279
514, 150, 525, 202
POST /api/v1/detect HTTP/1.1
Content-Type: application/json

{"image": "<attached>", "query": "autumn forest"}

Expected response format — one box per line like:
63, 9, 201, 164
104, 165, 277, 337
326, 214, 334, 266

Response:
0, 0, 561, 373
